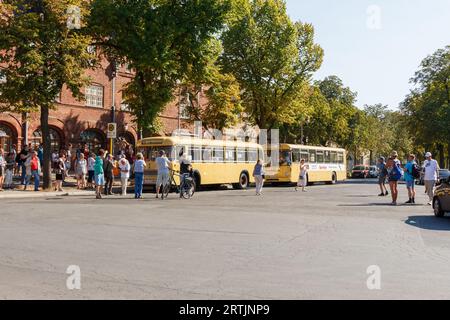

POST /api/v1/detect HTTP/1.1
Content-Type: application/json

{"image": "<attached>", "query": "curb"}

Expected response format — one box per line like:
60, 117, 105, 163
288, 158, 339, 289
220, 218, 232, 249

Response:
0, 190, 94, 200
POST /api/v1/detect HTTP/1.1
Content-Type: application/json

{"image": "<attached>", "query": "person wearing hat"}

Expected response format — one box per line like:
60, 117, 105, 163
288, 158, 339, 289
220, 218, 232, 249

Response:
376, 156, 388, 196
423, 152, 440, 205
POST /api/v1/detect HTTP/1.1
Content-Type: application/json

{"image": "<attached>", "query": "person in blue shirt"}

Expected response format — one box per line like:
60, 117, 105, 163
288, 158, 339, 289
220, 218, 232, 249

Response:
403, 154, 417, 204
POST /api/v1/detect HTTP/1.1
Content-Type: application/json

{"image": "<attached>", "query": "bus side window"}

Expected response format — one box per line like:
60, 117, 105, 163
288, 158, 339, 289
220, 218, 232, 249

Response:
309, 150, 316, 163
337, 152, 344, 164
316, 151, 324, 163
203, 146, 213, 162
237, 148, 246, 163
191, 145, 202, 163
225, 147, 235, 162
324, 150, 331, 163
292, 149, 301, 163
247, 148, 258, 163
300, 149, 309, 162
331, 151, 337, 163
214, 147, 224, 162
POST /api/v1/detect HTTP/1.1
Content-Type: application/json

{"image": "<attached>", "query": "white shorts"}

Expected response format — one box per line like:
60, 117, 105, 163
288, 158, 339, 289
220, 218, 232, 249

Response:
297, 176, 307, 187
156, 171, 169, 187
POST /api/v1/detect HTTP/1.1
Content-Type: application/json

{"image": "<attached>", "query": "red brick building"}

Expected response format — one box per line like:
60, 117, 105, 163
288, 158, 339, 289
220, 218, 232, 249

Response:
0, 57, 195, 154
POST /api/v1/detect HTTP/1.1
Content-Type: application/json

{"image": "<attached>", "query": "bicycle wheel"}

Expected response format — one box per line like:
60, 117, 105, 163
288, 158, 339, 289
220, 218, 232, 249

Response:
162, 182, 171, 198
181, 180, 195, 199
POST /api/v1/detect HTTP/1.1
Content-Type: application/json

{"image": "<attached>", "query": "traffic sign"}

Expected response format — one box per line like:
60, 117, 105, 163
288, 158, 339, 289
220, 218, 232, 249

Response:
107, 123, 117, 139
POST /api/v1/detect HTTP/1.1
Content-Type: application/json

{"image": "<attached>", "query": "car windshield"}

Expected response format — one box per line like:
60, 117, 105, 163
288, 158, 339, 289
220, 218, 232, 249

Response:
353, 166, 365, 170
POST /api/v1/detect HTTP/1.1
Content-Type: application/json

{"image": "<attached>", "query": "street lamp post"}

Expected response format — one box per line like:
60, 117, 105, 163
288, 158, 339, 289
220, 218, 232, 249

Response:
110, 61, 118, 155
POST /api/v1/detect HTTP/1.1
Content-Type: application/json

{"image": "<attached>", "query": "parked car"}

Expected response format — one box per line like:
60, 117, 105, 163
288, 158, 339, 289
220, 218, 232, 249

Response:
433, 176, 450, 217
417, 168, 450, 185
368, 166, 379, 178
351, 165, 369, 179
438, 169, 450, 185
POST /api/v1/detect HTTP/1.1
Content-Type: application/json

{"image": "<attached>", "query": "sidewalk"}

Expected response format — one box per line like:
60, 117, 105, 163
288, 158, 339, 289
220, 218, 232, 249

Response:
0, 188, 94, 199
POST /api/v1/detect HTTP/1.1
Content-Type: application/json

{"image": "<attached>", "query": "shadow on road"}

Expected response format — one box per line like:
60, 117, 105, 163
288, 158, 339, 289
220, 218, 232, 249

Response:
405, 215, 450, 231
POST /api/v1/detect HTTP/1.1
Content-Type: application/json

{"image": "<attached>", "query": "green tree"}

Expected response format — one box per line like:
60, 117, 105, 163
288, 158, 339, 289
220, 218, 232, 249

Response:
88, 0, 230, 134
220, 0, 323, 130
0, 0, 95, 189
401, 46, 450, 167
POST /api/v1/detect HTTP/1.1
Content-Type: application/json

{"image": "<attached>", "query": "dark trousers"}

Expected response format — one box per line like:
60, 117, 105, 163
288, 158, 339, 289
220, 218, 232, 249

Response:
105, 176, 114, 194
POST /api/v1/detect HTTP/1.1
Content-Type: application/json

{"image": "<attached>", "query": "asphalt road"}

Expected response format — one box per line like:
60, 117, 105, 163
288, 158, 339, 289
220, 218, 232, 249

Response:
1, 179, 450, 300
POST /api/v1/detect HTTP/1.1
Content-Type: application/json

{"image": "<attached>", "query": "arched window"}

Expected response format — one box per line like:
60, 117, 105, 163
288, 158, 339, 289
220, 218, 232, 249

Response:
80, 130, 105, 153
0, 123, 15, 153
32, 128, 62, 152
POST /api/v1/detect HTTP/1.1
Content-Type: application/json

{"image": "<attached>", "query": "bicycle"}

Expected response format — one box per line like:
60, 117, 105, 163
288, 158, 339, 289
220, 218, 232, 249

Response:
162, 169, 196, 199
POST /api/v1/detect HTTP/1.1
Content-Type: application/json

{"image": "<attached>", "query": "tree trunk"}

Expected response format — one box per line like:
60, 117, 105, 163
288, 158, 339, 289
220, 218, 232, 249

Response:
438, 143, 445, 168
40, 106, 52, 190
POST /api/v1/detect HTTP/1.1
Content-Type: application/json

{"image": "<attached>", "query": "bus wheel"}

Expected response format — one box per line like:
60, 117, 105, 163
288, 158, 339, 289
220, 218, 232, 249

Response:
233, 172, 249, 190
193, 171, 201, 192
327, 172, 337, 185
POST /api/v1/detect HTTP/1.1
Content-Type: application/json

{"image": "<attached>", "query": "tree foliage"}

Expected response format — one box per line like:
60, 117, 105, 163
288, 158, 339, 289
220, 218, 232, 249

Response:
0, 0, 95, 189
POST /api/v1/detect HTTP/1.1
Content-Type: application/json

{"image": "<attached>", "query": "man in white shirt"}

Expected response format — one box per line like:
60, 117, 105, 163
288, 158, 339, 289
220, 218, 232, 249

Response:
423, 152, 440, 205
155, 150, 171, 200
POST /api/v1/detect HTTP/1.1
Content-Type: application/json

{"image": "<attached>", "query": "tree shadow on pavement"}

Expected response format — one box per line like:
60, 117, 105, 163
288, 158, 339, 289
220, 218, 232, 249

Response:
405, 215, 450, 231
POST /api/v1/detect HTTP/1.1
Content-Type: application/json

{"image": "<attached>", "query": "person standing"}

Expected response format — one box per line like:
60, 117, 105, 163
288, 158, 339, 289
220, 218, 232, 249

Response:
87, 152, 96, 190
0, 149, 5, 191
119, 155, 131, 196
155, 150, 170, 200
377, 157, 388, 196
53, 152, 66, 192
103, 153, 115, 196
252, 159, 265, 196
295, 159, 309, 192
403, 154, 417, 204
387, 151, 403, 206
75, 153, 88, 189
24, 151, 40, 191
94, 149, 105, 199
133, 152, 146, 199
19, 145, 29, 185
423, 152, 440, 205
4, 152, 15, 189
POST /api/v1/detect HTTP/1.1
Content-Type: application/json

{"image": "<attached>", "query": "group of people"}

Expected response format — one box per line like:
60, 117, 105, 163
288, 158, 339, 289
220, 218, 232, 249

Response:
0, 145, 43, 192
376, 151, 440, 206
251, 158, 309, 196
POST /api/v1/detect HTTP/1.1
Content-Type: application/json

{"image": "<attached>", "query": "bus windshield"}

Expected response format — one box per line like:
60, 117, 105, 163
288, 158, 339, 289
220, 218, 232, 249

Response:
279, 150, 292, 166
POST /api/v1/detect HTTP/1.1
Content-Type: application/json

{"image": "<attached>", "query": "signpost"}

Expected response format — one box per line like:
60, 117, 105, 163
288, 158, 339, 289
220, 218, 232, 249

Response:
107, 123, 116, 155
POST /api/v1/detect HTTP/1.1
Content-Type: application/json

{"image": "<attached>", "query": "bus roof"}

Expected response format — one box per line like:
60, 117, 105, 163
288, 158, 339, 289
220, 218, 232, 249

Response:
138, 136, 263, 148
279, 144, 346, 152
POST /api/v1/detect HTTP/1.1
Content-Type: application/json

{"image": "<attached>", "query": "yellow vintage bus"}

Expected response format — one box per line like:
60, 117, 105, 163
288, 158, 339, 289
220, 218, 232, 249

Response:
137, 136, 265, 190
265, 144, 347, 185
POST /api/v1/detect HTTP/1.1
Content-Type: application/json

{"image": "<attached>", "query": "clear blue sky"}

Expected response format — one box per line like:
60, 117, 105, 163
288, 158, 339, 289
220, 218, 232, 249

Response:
285, 0, 450, 109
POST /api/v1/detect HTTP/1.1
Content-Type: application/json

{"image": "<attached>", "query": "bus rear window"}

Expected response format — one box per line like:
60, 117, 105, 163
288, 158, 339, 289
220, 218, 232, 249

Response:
145, 146, 174, 161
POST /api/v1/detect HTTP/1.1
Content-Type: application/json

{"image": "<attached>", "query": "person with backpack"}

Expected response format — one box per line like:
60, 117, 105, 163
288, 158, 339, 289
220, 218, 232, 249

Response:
403, 154, 419, 204
387, 151, 403, 206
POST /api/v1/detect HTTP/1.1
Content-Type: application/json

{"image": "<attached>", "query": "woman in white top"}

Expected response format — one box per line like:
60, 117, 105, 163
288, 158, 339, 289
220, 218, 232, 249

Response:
119, 156, 131, 196
75, 153, 88, 189
295, 159, 309, 192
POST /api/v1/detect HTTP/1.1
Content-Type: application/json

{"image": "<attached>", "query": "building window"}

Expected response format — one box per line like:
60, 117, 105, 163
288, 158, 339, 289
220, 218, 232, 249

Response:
0, 123, 15, 153
85, 85, 104, 108
32, 128, 62, 152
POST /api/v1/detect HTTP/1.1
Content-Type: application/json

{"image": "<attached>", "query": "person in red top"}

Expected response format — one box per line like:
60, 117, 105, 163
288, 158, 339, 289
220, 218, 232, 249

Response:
25, 151, 41, 191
